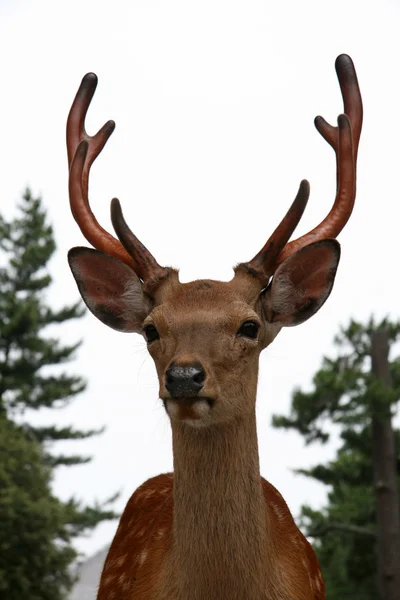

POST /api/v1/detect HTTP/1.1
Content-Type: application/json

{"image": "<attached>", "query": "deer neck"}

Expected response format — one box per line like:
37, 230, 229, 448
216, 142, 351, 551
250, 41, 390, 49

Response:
170, 409, 268, 599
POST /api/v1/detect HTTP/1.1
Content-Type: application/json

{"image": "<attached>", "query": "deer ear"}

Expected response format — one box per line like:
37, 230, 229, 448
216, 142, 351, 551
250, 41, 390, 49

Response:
261, 239, 340, 327
68, 247, 151, 332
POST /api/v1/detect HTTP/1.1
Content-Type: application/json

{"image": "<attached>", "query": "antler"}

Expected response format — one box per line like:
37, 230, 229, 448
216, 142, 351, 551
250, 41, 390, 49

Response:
240, 54, 363, 284
67, 73, 168, 285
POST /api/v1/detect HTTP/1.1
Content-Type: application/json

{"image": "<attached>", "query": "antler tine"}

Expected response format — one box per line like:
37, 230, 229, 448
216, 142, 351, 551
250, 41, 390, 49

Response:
277, 112, 355, 263
68, 139, 132, 266
67, 73, 167, 284
237, 180, 310, 281
277, 54, 362, 263
67, 73, 115, 169
111, 198, 169, 285
314, 54, 363, 158
240, 54, 362, 282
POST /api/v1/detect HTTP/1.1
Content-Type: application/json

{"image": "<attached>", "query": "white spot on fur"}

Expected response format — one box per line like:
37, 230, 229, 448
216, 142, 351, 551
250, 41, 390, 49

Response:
103, 574, 116, 585
116, 553, 128, 567
138, 488, 155, 500
291, 533, 301, 546
270, 502, 285, 520
131, 525, 147, 538
118, 572, 127, 584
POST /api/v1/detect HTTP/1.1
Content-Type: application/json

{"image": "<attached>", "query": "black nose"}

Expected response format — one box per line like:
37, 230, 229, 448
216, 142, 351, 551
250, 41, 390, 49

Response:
165, 362, 206, 398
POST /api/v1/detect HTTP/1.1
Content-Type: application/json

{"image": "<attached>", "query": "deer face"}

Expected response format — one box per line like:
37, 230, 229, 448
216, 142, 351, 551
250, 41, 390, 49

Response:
143, 277, 266, 427
69, 238, 339, 427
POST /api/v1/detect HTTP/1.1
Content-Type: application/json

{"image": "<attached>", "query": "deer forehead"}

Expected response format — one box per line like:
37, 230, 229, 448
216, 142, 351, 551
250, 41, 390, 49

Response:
149, 279, 261, 332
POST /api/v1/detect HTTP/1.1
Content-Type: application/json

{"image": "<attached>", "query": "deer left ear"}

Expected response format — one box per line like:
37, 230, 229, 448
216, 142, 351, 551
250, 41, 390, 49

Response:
68, 247, 152, 333
261, 239, 341, 327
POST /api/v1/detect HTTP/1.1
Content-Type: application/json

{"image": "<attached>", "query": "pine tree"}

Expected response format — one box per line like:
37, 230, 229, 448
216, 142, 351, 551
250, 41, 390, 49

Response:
273, 318, 400, 600
0, 415, 76, 599
0, 189, 117, 596
296, 427, 381, 599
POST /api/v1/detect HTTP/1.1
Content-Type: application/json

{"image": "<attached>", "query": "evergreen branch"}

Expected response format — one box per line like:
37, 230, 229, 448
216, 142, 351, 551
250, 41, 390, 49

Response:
63, 497, 120, 535
41, 301, 85, 325
22, 424, 105, 442
44, 454, 92, 468
6, 375, 86, 410
308, 522, 376, 539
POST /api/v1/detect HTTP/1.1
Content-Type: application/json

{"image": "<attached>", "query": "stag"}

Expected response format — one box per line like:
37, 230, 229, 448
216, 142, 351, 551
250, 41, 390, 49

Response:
67, 55, 362, 600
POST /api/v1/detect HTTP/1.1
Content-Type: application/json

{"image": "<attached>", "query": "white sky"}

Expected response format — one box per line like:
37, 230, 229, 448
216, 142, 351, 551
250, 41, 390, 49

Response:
1, 0, 399, 558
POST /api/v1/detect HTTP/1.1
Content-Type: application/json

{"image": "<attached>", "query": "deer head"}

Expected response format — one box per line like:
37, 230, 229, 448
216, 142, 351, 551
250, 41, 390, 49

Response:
67, 55, 362, 428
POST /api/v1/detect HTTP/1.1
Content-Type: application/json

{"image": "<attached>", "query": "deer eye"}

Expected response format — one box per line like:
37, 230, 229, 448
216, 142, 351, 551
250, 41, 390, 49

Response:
237, 321, 260, 339
143, 324, 160, 343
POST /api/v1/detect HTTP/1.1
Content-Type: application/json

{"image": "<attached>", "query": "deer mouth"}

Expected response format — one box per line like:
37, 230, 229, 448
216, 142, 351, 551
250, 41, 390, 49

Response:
162, 396, 215, 424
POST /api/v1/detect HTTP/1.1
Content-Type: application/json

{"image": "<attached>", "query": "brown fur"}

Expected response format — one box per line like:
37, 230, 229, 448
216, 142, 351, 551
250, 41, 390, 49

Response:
98, 472, 324, 600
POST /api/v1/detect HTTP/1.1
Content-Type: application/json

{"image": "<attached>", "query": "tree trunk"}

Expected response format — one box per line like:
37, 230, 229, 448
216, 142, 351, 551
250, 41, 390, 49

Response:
370, 329, 400, 600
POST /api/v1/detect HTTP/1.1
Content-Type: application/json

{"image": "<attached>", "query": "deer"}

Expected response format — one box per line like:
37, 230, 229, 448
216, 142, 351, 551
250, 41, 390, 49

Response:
66, 54, 362, 600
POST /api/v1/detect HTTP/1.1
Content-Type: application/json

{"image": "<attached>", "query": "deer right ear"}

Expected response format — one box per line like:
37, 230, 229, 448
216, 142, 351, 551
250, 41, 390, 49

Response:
68, 247, 151, 332
261, 239, 340, 327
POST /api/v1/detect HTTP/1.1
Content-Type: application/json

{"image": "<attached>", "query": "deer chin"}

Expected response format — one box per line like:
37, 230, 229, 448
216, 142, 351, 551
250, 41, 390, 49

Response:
163, 397, 215, 427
